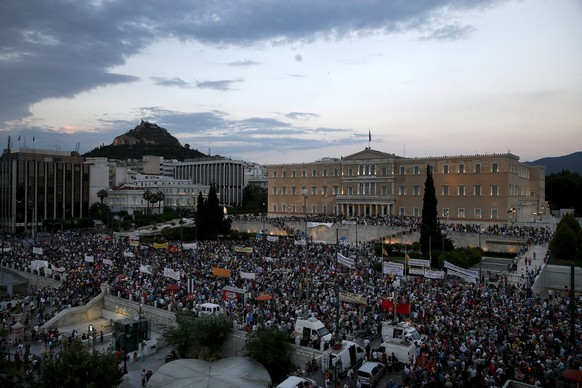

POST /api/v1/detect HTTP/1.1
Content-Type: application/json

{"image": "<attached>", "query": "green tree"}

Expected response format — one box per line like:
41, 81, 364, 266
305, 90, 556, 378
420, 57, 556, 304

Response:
545, 170, 582, 216
97, 189, 109, 204
162, 312, 233, 359
550, 213, 582, 260
142, 189, 154, 215
244, 327, 294, 384
40, 339, 123, 388
89, 202, 111, 223
195, 184, 231, 240
241, 185, 268, 214
420, 165, 442, 267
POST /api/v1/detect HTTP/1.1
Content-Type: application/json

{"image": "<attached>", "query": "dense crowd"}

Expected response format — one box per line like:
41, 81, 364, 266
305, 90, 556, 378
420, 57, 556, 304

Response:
0, 217, 579, 387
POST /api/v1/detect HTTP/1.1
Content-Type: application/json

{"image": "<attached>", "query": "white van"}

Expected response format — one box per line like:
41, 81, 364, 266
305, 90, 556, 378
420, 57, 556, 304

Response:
321, 340, 365, 377
374, 338, 416, 368
197, 302, 221, 316
294, 317, 332, 345
381, 321, 424, 347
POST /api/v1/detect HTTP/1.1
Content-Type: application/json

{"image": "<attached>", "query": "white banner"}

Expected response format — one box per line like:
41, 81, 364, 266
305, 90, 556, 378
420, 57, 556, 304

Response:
1, 247, 12, 252
383, 261, 404, 277
30, 260, 49, 269
444, 261, 479, 279
408, 267, 425, 276
447, 269, 477, 283
102, 258, 113, 266
307, 222, 334, 228
44, 268, 53, 275
123, 251, 134, 258
84, 254, 94, 263
408, 258, 430, 268
266, 235, 279, 242
424, 269, 445, 279
294, 239, 306, 246
32, 247, 43, 255
240, 272, 256, 280
139, 264, 153, 275
337, 252, 355, 269
163, 267, 181, 281
181, 243, 198, 251
53, 266, 66, 273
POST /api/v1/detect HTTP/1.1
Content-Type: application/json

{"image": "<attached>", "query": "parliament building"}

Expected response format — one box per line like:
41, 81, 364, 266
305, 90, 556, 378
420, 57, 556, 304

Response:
267, 148, 546, 224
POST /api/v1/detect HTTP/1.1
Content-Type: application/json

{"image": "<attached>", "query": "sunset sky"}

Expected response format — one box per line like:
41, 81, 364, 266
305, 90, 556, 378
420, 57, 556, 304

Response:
1, 0, 580, 164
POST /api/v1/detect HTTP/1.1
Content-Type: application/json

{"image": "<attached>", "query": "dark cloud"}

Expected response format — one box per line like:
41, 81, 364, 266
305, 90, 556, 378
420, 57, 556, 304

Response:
196, 79, 241, 91
0, 0, 500, 125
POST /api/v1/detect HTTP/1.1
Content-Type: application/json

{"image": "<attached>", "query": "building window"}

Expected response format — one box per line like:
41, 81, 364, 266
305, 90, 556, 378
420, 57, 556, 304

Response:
291, 205, 296, 212
399, 207, 406, 216
428, 165, 433, 174
475, 163, 481, 173
348, 186, 353, 195
491, 209, 498, 219
311, 186, 317, 195
414, 166, 420, 175
323, 169, 328, 177
333, 186, 339, 195
443, 164, 449, 174
459, 164, 465, 173
348, 168, 353, 176
474, 208, 482, 218
322, 186, 328, 195
399, 186, 406, 195
381, 186, 388, 195
334, 168, 339, 176
302, 170, 306, 177
491, 185, 499, 196
273, 171, 278, 178
442, 208, 450, 219
400, 166, 405, 175
382, 167, 387, 175
474, 185, 481, 196
311, 205, 317, 214
442, 185, 449, 196
292, 170, 296, 178
312, 169, 317, 177
492, 163, 498, 173
282, 171, 287, 178
458, 185, 465, 196
282, 186, 287, 195
273, 187, 278, 195
291, 187, 296, 195
273, 204, 277, 212
413, 185, 420, 196
458, 208, 465, 218
413, 207, 420, 216
322, 205, 327, 214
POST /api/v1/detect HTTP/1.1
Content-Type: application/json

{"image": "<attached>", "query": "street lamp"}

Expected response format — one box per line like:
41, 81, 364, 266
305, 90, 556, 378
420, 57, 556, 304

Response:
478, 224, 483, 284
302, 189, 308, 239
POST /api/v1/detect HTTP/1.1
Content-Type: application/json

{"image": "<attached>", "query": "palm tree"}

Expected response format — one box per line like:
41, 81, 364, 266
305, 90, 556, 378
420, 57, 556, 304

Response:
143, 189, 153, 215
97, 189, 109, 204
154, 191, 166, 214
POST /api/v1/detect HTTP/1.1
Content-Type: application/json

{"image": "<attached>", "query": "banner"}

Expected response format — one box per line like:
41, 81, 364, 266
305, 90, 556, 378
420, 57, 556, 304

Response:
337, 252, 355, 269
446, 268, 478, 283
102, 258, 113, 266
129, 240, 139, 247
381, 299, 394, 312
32, 247, 43, 255
396, 303, 411, 314
53, 266, 66, 273
123, 251, 134, 258
444, 261, 479, 279
84, 254, 94, 263
408, 267, 425, 276
266, 235, 279, 242
30, 260, 48, 269
44, 268, 53, 275
408, 258, 430, 268
182, 243, 198, 251
212, 267, 231, 278
383, 261, 404, 277
163, 267, 181, 281
1, 247, 12, 252
139, 264, 153, 275
153, 242, 169, 249
294, 239, 306, 246
424, 269, 444, 279
240, 272, 256, 280
339, 291, 367, 305
234, 246, 253, 254
307, 222, 334, 228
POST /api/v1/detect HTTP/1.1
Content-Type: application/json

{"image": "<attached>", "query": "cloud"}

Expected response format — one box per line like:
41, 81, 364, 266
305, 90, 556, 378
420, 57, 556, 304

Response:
0, 0, 501, 126
420, 23, 476, 41
228, 59, 260, 67
151, 77, 191, 88
285, 112, 319, 121
195, 79, 241, 91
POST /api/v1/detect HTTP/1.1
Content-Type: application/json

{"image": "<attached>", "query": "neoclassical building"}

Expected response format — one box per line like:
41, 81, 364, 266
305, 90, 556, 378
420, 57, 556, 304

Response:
267, 148, 546, 223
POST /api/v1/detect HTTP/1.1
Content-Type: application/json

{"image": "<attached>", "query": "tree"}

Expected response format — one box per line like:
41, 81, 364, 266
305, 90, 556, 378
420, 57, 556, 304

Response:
97, 189, 109, 204
153, 191, 165, 214
550, 213, 582, 260
162, 312, 233, 359
546, 170, 582, 216
244, 327, 294, 384
142, 189, 154, 215
195, 184, 231, 240
40, 339, 123, 388
89, 202, 111, 223
241, 185, 268, 213
420, 165, 442, 267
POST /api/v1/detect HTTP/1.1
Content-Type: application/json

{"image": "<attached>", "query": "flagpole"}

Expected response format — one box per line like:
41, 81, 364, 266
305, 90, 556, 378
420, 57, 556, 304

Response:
335, 228, 340, 338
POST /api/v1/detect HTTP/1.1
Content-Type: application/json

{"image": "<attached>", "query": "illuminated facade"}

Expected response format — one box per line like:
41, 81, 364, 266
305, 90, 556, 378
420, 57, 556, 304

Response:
267, 148, 546, 223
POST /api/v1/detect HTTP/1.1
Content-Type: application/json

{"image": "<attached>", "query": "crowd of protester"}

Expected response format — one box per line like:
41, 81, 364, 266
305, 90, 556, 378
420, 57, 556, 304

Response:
0, 216, 579, 387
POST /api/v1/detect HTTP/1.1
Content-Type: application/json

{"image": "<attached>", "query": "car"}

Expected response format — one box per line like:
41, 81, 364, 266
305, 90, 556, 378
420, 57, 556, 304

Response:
356, 361, 386, 388
276, 376, 320, 388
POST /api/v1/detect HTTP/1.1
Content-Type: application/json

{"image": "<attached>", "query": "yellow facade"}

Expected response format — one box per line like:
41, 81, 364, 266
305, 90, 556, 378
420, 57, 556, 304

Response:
267, 148, 546, 223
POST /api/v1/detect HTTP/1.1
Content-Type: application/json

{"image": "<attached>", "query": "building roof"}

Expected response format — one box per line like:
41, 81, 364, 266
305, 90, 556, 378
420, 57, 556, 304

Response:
146, 357, 272, 388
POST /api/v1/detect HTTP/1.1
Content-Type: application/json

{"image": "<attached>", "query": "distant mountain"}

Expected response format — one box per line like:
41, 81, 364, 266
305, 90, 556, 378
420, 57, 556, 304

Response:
524, 151, 582, 175
83, 120, 207, 161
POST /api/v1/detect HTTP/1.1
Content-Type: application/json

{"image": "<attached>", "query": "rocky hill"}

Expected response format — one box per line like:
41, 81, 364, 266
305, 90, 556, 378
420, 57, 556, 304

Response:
525, 151, 582, 175
83, 120, 206, 161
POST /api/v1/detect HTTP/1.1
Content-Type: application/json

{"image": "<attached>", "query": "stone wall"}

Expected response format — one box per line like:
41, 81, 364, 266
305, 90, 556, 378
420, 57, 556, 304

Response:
0, 265, 61, 289
102, 293, 177, 333
532, 264, 582, 295
42, 291, 104, 331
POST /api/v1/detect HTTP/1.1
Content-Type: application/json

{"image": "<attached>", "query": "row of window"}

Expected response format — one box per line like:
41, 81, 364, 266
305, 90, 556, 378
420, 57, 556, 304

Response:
271, 184, 500, 197
271, 162, 499, 178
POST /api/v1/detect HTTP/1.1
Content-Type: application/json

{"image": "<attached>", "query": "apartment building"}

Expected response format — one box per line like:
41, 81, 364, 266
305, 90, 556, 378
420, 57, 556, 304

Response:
267, 148, 546, 223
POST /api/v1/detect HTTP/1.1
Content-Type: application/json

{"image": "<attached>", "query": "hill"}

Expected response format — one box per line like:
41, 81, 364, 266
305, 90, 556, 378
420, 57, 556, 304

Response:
83, 120, 206, 161
525, 151, 582, 175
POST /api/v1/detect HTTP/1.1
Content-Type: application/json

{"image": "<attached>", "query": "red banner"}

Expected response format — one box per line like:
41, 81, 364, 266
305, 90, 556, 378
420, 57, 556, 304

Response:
396, 303, 411, 314
381, 299, 394, 312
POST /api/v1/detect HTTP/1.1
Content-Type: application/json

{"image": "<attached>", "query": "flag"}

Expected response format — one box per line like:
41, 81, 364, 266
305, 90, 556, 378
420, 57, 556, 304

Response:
337, 252, 355, 269
153, 242, 169, 249
139, 264, 153, 275
405, 251, 410, 262
382, 248, 389, 257
396, 303, 411, 314
381, 299, 394, 312
368, 129, 371, 142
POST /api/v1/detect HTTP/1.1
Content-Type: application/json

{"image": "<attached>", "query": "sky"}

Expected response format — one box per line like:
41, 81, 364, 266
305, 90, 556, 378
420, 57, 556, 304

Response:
1, 0, 581, 165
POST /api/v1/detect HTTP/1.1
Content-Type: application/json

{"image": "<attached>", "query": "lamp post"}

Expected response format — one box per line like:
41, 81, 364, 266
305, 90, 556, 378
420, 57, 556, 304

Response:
302, 189, 308, 239
478, 224, 482, 284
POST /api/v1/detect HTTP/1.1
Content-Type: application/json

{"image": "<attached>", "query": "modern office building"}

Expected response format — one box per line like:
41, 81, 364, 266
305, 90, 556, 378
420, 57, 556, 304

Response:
173, 158, 245, 207
267, 148, 546, 223
0, 148, 90, 234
